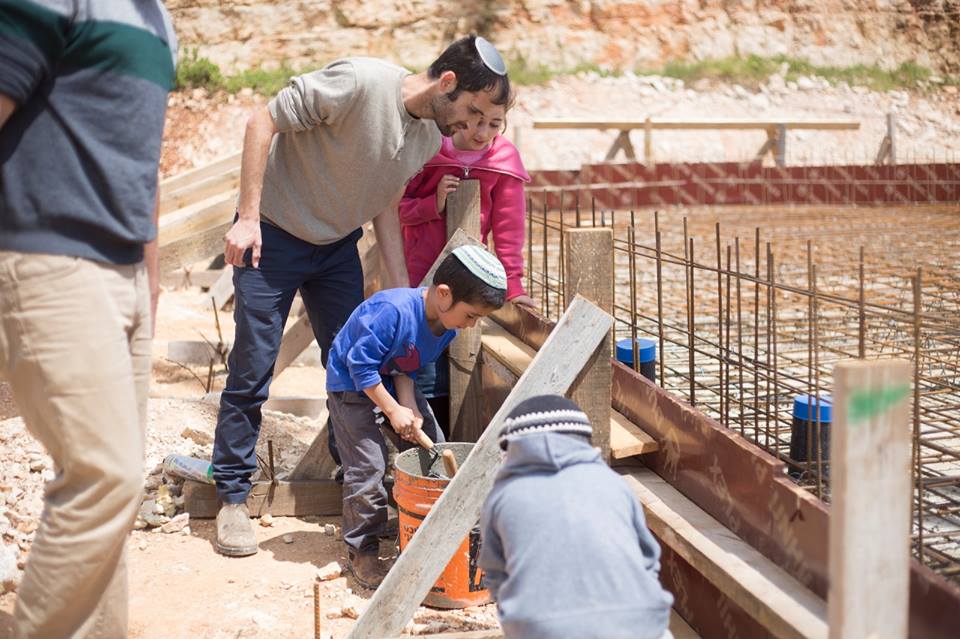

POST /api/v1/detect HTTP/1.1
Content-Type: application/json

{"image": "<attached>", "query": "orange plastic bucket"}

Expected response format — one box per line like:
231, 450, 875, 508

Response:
393, 442, 492, 609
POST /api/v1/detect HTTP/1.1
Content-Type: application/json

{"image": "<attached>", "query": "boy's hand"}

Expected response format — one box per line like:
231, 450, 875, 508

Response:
387, 405, 421, 443
436, 174, 460, 213
510, 294, 538, 309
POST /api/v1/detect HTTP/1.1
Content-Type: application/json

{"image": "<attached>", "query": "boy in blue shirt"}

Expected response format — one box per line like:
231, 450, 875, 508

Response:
326, 245, 508, 588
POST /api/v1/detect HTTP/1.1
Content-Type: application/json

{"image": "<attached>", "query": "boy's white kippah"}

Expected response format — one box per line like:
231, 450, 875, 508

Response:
452, 245, 507, 290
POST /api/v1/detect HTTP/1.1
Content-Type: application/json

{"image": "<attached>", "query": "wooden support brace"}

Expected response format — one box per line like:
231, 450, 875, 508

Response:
828, 359, 912, 639
875, 113, 897, 166
182, 479, 341, 518
563, 227, 614, 461
204, 265, 234, 310
604, 130, 637, 162
444, 180, 484, 441
347, 296, 613, 639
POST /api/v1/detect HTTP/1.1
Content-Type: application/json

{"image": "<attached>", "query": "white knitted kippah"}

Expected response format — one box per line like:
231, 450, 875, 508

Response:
452, 245, 507, 290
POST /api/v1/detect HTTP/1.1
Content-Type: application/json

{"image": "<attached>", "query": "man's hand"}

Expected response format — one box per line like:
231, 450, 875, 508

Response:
436, 174, 460, 213
224, 217, 262, 268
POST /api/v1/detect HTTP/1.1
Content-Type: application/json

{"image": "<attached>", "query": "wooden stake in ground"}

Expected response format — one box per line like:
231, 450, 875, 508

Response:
444, 180, 484, 441
828, 358, 912, 639
563, 227, 614, 461
347, 296, 613, 639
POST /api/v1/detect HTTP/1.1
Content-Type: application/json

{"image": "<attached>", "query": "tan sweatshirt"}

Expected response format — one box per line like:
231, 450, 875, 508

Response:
263, 58, 441, 245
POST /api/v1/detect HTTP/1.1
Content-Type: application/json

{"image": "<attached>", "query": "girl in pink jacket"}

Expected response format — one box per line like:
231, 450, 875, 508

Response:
399, 103, 534, 307
399, 101, 534, 435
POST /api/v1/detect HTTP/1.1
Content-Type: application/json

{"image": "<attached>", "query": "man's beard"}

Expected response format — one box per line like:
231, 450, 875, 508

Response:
431, 93, 457, 136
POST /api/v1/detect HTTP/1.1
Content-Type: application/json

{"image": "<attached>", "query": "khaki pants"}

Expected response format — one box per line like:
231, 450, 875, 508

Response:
0, 251, 151, 639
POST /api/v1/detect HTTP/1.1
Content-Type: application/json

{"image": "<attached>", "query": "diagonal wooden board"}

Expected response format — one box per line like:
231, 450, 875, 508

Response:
347, 295, 613, 639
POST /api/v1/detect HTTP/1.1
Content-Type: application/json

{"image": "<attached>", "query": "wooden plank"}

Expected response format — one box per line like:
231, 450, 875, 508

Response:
479, 317, 657, 458
348, 296, 613, 639
622, 468, 828, 639
417, 228, 484, 287
533, 119, 860, 131
828, 359, 912, 639
158, 190, 236, 246
158, 220, 231, 275
158, 153, 241, 197
274, 312, 315, 379
444, 179, 484, 441
563, 227, 613, 461
182, 479, 341, 518
288, 416, 339, 481
160, 167, 240, 216
204, 265, 234, 310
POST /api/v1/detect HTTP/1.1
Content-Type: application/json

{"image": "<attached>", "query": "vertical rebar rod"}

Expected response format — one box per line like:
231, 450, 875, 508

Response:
591, 196, 596, 227
858, 245, 866, 359
765, 243, 773, 453
559, 192, 566, 312
770, 249, 779, 458
806, 240, 814, 479
542, 197, 549, 317
314, 580, 321, 639
725, 244, 732, 429
716, 223, 725, 425
655, 228, 665, 387
575, 192, 582, 228
527, 195, 533, 297
736, 237, 745, 436
753, 228, 761, 442
913, 268, 925, 562
688, 237, 697, 406
813, 263, 823, 499
628, 224, 639, 373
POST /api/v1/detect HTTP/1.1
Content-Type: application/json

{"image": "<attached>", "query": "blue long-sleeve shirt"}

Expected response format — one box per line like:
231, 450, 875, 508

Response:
326, 287, 456, 393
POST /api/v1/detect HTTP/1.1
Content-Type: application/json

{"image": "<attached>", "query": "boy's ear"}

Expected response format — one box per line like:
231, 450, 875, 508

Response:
436, 283, 453, 300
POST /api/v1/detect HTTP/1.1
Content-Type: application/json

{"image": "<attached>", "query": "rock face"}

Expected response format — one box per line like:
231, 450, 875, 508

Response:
167, 1, 960, 75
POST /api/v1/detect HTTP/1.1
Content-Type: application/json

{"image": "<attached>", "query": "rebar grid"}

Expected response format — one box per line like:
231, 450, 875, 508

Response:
523, 194, 960, 582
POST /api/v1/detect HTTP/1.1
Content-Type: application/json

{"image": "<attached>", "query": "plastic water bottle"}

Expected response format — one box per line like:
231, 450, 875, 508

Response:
163, 454, 214, 484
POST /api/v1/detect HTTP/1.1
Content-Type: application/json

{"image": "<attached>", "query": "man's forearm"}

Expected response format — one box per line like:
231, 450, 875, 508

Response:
393, 374, 418, 410
0, 93, 16, 131
238, 106, 278, 221
373, 196, 410, 289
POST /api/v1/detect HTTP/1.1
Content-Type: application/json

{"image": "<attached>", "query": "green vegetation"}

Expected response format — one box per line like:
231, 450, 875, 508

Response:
175, 49, 300, 94
644, 55, 947, 92
175, 48, 955, 96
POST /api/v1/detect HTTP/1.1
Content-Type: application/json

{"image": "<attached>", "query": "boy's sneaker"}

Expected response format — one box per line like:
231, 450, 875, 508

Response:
348, 549, 386, 589
216, 503, 258, 557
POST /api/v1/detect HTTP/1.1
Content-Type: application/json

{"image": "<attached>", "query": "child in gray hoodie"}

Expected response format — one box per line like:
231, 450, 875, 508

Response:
479, 394, 674, 639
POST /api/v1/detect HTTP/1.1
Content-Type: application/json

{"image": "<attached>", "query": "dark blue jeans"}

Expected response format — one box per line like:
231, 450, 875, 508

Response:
213, 221, 364, 504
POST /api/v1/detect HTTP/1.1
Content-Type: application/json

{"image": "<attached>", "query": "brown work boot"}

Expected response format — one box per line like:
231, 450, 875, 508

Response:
216, 503, 258, 557
348, 550, 386, 589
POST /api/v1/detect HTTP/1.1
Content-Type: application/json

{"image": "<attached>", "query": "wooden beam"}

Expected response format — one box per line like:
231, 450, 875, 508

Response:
288, 416, 340, 481
533, 119, 860, 131
203, 265, 234, 310
563, 227, 613, 461
159, 167, 240, 216
158, 220, 231, 275
603, 130, 636, 162
828, 359, 912, 639
347, 296, 613, 639
622, 469, 828, 639
418, 228, 485, 287
479, 317, 656, 458
158, 153, 241, 198
158, 190, 236, 246
182, 478, 341, 518
444, 179, 484, 441
274, 312, 315, 379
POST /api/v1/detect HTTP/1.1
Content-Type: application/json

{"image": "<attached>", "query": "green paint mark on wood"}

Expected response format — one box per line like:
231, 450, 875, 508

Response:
848, 383, 910, 423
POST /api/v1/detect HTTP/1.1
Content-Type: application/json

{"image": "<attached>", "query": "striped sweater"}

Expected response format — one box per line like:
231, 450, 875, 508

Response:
0, 0, 177, 264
